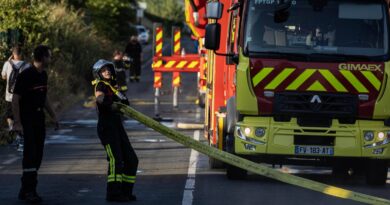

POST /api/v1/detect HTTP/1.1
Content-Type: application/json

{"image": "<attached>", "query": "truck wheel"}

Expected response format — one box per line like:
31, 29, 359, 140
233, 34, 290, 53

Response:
209, 156, 224, 169
225, 133, 247, 179
226, 97, 236, 134
332, 163, 350, 178
209, 115, 226, 169
366, 160, 388, 186
208, 142, 224, 169
198, 93, 205, 108
226, 164, 247, 180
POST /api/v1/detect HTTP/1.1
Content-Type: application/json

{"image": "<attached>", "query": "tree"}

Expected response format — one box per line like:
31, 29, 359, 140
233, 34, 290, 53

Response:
144, 0, 184, 23
86, 0, 136, 41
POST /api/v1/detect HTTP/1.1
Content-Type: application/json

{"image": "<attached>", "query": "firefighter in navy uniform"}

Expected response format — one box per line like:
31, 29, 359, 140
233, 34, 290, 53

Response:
12, 45, 59, 203
112, 50, 128, 92
92, 59, 138, 202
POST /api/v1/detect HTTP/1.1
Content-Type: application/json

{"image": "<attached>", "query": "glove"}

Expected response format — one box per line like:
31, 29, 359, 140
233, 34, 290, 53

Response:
11, 121, 24, 135
121, 99, 130, 106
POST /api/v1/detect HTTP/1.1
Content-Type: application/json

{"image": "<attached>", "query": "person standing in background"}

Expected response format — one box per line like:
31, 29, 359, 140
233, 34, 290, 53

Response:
12, 45, 59, 203
1, 46, 30, 151
124, 36, 142, 82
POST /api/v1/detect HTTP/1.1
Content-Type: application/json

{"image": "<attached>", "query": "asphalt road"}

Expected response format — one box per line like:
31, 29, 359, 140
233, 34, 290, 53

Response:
0, 35, 390, 205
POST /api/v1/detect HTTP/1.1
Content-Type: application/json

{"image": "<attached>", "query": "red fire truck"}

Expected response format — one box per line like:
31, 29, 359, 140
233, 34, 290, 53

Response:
204, 0, 390, 185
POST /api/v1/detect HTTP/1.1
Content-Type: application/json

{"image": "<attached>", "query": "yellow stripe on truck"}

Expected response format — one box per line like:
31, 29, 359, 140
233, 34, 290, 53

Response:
265, 68, 295, 90
319, 69, 347, 92
252, 67, 273, 87
361, 71, 381, 91
340, 70, 369, 93
306, 80, 327, 91
286, 69, 315, 90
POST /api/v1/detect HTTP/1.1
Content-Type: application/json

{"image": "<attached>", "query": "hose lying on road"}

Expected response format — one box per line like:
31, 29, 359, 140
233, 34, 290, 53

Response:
116, 102, 390, 205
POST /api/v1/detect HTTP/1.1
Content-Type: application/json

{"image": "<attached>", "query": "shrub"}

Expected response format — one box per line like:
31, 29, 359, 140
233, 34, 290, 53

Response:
0, 0, 116, 144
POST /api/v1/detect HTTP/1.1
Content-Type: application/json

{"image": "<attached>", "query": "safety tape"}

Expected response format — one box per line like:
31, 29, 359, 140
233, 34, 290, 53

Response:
92, 80, 127, 101
115, 102, 390, 205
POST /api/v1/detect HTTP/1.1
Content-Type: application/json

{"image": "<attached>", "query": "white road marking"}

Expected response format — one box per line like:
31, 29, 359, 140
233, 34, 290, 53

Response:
45, 135, 92, 144
78, 188, 91, 193
136, 139, 167, 143
2, 156, 20, 165
57, 129, 72, 134
182, 130, 200, 205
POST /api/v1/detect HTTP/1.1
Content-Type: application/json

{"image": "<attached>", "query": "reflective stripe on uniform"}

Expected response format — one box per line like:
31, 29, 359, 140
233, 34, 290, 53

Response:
23, 168, 37, 172
122, 174, 136, 183
108, 174, 123, 182
120, 86, 128, 91
105, 145, 116, 181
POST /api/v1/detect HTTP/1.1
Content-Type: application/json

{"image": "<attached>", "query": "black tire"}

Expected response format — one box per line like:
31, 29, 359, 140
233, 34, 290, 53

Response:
209, 156, 224, 169
366, 160, 388, 186
208, 138, 224, 169
225, 133, 247, 179
198, 93, 205, 108
226, 164, 247, 180
209, 118, 225, 169
226, 97, 236, 134
332, 165, 350, 178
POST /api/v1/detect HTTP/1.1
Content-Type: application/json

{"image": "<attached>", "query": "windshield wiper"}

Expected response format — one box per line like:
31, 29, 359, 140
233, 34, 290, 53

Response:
247, 50, 308, 61
307, 53, 378, 62
305, 53, 347, 62
246, 50, 380, 62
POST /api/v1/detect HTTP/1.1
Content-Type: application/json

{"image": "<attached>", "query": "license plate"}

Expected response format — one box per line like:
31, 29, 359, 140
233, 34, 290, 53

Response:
294, 146, 334, 155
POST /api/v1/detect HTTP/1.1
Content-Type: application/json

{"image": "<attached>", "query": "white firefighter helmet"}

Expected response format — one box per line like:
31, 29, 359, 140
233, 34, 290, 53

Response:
92, 59, 116, 80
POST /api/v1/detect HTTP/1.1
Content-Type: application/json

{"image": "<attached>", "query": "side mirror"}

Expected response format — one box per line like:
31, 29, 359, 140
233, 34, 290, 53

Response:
205, 23, 221, 50
206, 2, 223, 19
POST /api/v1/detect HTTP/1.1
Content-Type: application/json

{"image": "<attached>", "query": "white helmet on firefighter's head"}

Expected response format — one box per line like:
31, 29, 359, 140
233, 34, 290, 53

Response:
92, 59, 116, 80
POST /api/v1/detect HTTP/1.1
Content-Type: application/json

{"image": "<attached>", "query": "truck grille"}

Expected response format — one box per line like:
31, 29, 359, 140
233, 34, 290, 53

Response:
273, 92, 357, 122
294, 135, 335, 146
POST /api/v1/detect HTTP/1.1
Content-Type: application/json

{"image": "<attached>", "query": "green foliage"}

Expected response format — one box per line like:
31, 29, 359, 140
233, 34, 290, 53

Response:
143, 0, 184, 23
86, 0, 136, 41
0, 0, 116, 143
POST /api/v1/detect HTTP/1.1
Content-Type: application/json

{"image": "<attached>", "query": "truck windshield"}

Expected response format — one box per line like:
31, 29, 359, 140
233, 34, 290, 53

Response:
244, 0, 389, 60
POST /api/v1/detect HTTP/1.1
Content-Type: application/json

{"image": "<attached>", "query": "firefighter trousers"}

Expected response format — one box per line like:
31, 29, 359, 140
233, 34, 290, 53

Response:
129, 62, 141, 81
20, 114, 46, 193
98, 116, 138, 197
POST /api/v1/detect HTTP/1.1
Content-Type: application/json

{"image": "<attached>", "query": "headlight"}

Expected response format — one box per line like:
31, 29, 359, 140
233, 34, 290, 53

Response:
255, 128, 265, 137
378, 132, 385, 140
364, 131, 374, 141
236, 126, 265, 145
244, 127, 251, 136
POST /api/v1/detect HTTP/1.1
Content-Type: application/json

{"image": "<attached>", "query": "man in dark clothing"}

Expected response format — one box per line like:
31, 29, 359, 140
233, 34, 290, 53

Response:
112, 50, 128, 92
12, 45, 59, 203
124, 35, 142, 82
92, 59, 138, 202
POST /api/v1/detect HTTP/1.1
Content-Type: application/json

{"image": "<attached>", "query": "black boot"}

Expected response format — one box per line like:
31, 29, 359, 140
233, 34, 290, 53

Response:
122, 183, 137, 201
19, 189, 42, 203
106, 182, 129, 202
